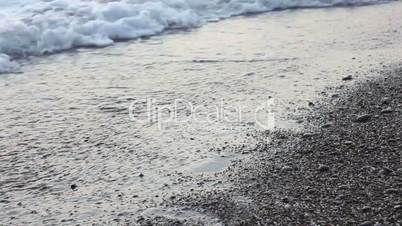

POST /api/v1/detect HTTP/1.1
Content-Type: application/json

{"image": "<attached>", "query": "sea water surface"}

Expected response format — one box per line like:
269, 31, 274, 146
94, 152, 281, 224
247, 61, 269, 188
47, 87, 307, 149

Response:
1, 0, 402, 225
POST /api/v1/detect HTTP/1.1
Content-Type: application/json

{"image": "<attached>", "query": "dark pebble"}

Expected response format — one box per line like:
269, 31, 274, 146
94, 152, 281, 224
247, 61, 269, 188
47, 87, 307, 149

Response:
342, 75, 353, 81
70, 184, 77, 190
354, 114, 372, 123
318, 164, 330, 172
382, 167, 394, 175
361, 206, 371, 213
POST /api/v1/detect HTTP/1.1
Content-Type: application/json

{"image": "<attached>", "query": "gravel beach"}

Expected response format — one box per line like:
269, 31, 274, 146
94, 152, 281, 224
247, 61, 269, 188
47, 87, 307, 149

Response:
139, 66, 402, 225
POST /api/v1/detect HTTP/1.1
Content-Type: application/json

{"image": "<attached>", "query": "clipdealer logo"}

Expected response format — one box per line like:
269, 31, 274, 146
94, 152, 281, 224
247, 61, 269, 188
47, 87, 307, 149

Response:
128, 98, 275, 131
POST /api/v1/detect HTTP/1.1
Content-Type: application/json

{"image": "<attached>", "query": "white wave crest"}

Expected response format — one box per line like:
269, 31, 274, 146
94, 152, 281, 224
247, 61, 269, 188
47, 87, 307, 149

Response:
0, 0, 386, 73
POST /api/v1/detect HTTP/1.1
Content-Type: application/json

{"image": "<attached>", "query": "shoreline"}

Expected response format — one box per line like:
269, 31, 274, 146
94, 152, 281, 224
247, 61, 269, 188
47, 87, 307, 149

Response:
141, 66, 402, 225
2, 2, 402, 224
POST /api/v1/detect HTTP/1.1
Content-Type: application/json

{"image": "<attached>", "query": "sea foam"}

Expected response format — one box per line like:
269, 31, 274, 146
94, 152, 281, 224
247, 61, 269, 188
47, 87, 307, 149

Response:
0, 0, 386, 73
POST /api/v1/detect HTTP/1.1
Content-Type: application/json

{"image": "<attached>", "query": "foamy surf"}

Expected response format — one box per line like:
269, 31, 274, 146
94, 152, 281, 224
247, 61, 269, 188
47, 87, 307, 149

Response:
0, 0, 389, 73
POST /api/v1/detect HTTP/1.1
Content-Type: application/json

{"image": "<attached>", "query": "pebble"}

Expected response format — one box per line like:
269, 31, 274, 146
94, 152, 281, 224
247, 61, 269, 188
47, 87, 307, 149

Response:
381, 97, 390, 105
70, 184, 77, 190
139, 173, 144, 178
342, 75, 353, 81
382, 167, 394, 175
359, 221, 373, 226
321, 123, 332, 128
318, 164, 330, 172
394, 205, 402, 210
344, 141, 354, 145
361, 206, 371, 213
282, 166, 293, 172
354, 114, 372, 123
380, 107, 393, 114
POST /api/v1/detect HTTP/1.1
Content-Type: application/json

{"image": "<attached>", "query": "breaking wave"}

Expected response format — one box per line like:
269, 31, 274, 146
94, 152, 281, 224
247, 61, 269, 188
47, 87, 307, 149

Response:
0, 0, 388, 73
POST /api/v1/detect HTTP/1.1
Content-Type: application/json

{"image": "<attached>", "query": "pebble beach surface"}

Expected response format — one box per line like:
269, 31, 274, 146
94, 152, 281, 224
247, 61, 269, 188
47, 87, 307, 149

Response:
140, 66, 402, 225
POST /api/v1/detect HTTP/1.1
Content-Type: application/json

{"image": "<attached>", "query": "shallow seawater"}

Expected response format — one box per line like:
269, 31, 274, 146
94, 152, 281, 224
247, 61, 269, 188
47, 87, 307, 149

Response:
1, 2, 402, 225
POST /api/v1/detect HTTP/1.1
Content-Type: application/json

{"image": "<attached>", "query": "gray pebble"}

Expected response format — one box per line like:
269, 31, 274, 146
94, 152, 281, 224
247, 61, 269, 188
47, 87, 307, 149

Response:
354, 114, 372, 123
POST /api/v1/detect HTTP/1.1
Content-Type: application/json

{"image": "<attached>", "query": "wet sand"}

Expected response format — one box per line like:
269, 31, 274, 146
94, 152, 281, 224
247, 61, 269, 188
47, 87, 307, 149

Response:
141, 66, 402, 225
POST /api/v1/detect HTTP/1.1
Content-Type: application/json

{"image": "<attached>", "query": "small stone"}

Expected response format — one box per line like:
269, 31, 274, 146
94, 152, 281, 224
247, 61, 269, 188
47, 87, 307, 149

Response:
308, 101, 315, 107
380, 107, 393, 114
307, 188, 315, 194
137, 216, 145, 222
139, 173, 144, 178
282, 166, 293, 172
354, 114, 372, 123
361, 206, 371, 213
342, 75, 353, 81
318, 164, 330, 172
359, 221, 373, 226
344, 141, 354, 145
70, 184, 77, 190
381, 97, 390, 105
394, 205, 402, 210
382, 167, 394, 175
321, 123, 332, 128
